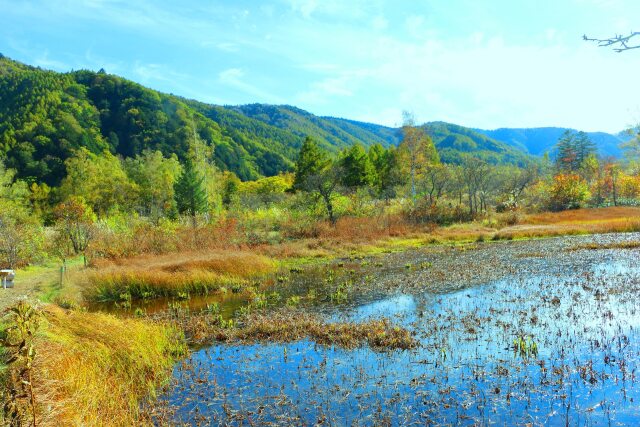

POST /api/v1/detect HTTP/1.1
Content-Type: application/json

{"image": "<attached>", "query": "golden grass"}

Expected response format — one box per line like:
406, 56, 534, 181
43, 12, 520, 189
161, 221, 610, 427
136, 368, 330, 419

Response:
86, 250, 277, 301
253, 207, 640, 263
312, 215, 419, 240
33, 305, 184, 426
569, 241, 640, 251
524, 207, 640, 225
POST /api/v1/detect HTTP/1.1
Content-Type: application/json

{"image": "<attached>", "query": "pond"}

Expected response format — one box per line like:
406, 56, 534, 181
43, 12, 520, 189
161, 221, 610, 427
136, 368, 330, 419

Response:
160, 233, 640, 425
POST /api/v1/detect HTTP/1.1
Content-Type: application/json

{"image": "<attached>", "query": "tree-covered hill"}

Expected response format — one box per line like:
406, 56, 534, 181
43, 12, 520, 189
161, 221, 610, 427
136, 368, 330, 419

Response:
231, 104, 397, 152
233, 106, 533, 166
422, 121, 533, 166
0, 55, 540, 186
0, 56, 305, 183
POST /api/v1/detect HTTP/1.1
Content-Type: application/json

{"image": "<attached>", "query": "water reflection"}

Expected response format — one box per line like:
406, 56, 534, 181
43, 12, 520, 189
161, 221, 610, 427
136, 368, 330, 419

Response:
163, 238, 640, 425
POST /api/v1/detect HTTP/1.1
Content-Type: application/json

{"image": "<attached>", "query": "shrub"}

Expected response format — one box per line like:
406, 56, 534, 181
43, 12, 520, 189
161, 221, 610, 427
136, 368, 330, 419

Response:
548, 174, 590, 211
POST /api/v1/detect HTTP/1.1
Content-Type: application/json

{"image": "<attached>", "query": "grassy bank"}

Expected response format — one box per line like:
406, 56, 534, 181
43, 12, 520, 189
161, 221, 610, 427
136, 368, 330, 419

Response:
254, 207, 640, 265
2, 305, 184, 426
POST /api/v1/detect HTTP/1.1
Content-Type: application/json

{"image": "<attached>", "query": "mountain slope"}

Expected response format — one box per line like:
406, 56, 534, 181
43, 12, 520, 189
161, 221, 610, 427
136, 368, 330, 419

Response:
234, 107, 531, 165
476, 127, 629, 158
231, 104, 397, 152
0, 56, 303, 183
0, 55, 541, 186
424, 122, 533, 165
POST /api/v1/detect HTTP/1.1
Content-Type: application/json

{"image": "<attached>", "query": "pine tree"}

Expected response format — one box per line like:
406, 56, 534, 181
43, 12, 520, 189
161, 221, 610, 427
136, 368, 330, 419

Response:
574, 131, 596, 167
340, 143, 375, 188
174, 160, 208, 218
555, 130, 596, 174
293, 136, 329, 191
555, 130, 578, 172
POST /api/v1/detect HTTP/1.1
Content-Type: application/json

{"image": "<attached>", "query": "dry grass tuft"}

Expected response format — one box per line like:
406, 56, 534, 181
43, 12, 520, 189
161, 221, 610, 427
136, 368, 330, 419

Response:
313, 216, 419, 241
33, 306, 184, 426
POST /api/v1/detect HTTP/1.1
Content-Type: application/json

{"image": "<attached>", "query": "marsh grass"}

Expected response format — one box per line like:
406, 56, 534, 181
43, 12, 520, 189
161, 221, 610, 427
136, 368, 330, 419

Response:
33, 305, 184, 426
175, 308, 417, 351
86, 251, 276, 302
568, 241, 640, 251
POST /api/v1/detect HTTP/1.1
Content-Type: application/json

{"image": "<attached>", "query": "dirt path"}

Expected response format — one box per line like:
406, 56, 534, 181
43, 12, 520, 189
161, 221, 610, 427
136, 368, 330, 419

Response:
0, 264, 58, 311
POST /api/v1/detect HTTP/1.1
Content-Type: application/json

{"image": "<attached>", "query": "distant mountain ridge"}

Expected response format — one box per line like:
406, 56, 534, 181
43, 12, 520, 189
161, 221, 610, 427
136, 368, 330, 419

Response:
0, 54, 628, 185
475, 127, 630, 158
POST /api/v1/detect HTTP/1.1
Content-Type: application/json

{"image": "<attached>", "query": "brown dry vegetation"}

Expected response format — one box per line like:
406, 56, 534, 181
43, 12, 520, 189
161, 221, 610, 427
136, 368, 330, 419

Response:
497, 208, 640, 240
86, 250, 276, 301
568, 241, 640, 251
31, 306, 183, 426
177, 308, 418, 351
524, 207, 640, 224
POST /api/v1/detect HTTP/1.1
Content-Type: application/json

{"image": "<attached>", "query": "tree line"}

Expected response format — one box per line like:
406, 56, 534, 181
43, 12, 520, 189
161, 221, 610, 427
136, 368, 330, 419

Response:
0, 112, 638, 270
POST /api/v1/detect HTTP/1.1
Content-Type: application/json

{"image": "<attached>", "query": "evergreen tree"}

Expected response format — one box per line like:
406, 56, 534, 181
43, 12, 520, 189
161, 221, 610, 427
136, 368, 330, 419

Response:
293, 136, 329, 191
368, 145, 405, 199
222, 172, 241, 207
339, 143, 375, 188
555, 130, 578, 172
575, 131, 596, 167
174, 160, 208, 217
555, 131, 596, 174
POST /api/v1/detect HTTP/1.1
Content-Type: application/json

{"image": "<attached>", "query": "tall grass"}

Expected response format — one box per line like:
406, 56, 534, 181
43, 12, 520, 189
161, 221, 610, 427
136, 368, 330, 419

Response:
524, 207, 640, 225
33, 306, 184, 426
87, 251, 276, 302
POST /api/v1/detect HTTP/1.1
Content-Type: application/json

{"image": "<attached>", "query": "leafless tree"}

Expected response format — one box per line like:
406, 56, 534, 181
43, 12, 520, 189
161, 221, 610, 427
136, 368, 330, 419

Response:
584, 32, 640, 52
461, 157, 494, 216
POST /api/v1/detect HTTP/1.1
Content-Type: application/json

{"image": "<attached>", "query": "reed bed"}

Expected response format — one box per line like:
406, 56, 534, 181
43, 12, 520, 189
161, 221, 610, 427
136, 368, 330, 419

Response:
568, 240, 640, 251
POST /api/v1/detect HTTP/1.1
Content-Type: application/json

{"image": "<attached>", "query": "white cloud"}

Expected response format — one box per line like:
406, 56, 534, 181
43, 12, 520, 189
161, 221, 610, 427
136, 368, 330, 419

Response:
287, 0, 318, 18
405, 15, 425, 38
218, 68, 285, 104
218, 67, 244, 84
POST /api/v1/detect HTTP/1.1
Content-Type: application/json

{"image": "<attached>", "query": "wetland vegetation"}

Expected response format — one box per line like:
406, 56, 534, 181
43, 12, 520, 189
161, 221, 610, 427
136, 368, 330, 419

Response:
157, 233, 640, 425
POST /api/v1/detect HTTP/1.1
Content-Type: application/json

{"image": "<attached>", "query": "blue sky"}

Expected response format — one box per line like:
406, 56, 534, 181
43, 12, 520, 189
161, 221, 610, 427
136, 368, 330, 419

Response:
1, 0, 639, 132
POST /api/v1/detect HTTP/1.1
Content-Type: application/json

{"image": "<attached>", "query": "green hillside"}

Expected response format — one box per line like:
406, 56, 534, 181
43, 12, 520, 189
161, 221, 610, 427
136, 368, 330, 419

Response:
424, 122, 532, 166
0, 55, 535, 186
0, 56, 298, 183
232, 104, 397, 152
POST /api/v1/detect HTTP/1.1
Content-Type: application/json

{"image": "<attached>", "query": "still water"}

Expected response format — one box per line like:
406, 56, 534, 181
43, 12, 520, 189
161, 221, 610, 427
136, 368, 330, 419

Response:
163, 235, 640, 425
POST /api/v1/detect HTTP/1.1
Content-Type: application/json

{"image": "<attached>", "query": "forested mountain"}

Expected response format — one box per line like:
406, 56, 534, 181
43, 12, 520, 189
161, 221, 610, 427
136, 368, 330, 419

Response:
232, 104, 397, 152
0, 55, 301, 183
422, 122, 532, 165
1, 54, 623, 187
476, 127, 629, 158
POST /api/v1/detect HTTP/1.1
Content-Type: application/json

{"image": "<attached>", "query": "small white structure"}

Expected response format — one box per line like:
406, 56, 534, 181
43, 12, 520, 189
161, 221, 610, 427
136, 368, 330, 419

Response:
1, 269, 15, 289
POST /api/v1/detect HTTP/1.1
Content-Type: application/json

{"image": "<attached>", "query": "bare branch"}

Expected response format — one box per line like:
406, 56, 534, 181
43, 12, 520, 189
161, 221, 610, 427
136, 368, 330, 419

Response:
584, 31, 640, 52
